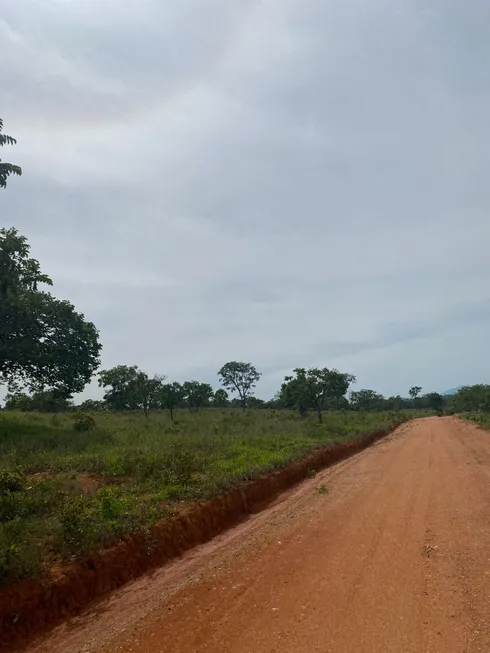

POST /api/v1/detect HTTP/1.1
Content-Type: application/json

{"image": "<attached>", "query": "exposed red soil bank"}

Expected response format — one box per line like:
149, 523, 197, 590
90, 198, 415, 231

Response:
0, 423, 404, 648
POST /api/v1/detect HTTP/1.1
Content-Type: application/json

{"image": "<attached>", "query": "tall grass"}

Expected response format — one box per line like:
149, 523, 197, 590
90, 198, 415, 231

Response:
0, 408, 410, 588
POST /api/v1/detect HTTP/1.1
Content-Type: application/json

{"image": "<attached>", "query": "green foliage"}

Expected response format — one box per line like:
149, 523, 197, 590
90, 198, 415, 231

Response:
423, 392, 445, 414
212, 388, 229, 407
0, 408, 409, 587
0, 228, 101, 395
448, 385, 490, 413
279, 368, 356, 422
0, 468, 25, 495
159, 381, 183, 420
409, 386, 423, 400
72, 413, 96, 432
349, 389, 385, 411
4, 392, 32, 411
0, 521, 46, 587
11, 390, 73, 413
0, 118, 22, 189
98, 365, 163, 415
182, 381, 213, 411
218, 362, 261, 410
78, 399, 106, 411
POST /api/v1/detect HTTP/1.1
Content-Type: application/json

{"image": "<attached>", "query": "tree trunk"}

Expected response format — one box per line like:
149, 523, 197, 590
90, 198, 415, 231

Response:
170, 407, 174, 422
316, 407, 323, 424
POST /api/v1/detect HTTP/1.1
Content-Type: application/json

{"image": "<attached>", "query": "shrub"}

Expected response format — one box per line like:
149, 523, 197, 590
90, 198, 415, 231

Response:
58, 499, 97, 556
0, 469, 25, 495
73, 414, 96, 432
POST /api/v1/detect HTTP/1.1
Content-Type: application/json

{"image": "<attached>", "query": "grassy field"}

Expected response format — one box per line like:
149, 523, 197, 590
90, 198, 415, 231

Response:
0, 408, 411, 589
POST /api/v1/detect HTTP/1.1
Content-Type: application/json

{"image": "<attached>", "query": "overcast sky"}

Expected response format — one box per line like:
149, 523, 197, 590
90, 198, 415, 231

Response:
2, 0, 490, 400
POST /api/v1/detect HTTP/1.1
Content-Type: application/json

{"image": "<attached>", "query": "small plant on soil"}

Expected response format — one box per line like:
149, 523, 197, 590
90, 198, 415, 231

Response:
0, 468, 25, 495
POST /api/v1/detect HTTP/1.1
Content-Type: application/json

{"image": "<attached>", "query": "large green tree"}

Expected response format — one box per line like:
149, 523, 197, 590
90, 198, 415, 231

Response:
349, 389, 385, 411
0, 119, 22, 189
448, 385, 490, 413
280, 367, 356, 423
0, 228, 101, 395
98, 366, 163, 416
4, 390, 72, 412
212, 388, 229, 408
423, 392, 445, 414
218, 361, 261, 410
182, 381, 214, 411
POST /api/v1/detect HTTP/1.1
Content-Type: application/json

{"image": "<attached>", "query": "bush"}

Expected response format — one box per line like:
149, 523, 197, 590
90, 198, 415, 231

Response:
73, 414, 96, 432
59, 499, 97, 556
0, 469, 25, 495
0, 521, 46, 587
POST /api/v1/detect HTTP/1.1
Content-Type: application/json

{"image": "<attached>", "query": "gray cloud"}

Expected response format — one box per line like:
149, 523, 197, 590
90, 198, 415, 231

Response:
2, 0, 490, 400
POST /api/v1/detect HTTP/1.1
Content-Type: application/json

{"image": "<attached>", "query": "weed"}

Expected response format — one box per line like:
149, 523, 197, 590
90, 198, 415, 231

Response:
0, 468, 25, 495
317, 484, 329, 494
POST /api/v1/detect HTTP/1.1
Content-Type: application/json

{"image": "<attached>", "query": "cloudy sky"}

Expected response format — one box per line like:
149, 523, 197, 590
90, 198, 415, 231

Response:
2, 0, 489, 400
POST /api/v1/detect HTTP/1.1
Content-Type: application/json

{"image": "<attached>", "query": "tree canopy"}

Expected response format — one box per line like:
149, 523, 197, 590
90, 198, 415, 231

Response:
0, 118, 22, 189
218, 362, 261, 410
409, 386, 422, 400
182, 381, 214, 411
279, 367, 356, 422
98, 366, 163, 415
0, 228, 101, 395
447, 385, 490, 413
349, 389, 385, 411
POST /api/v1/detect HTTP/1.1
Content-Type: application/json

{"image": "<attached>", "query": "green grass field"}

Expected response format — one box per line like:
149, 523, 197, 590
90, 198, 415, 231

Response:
0, 409, 411, 589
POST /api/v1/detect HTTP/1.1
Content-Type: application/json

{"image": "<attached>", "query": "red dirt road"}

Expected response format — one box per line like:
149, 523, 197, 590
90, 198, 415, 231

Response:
24, 417, 490, 653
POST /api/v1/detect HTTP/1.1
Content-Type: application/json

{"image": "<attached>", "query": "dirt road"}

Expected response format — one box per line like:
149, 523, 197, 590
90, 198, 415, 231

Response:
24, 417, 490, 653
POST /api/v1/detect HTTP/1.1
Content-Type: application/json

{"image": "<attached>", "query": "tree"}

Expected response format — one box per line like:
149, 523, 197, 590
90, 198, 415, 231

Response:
423, 392, 445, 414
4, 393, 33, 411
212, 388, 229, 408
98, 366, 163, 416
279, 367, 355, 423
448, 385, 490, 413
4, 390, 72, 412
409, 386, 422, 400
349, 389, 385, 411
324, 369, 356, 409
385, 395, 408, 411
78, 399, 106, 411
159, 382, 183, 421
0, 119, 22, 189
182, 381, 213, 411
134, 371, 164, 417
218, 362, 261, 411
279, 373, 310, 416
0, 228, 101, 395
30, 390, 73, 413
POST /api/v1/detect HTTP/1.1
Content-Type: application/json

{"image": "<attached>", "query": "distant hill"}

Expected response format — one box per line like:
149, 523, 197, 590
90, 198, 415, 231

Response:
442, 386, 464, 396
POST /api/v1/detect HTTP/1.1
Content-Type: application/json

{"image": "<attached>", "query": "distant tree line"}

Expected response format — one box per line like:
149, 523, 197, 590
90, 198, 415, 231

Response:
7, 367, 485, 424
